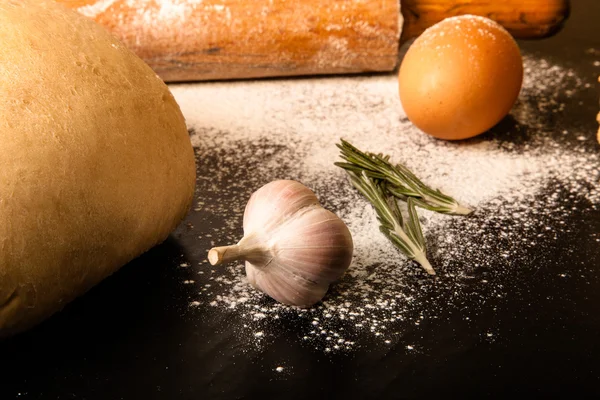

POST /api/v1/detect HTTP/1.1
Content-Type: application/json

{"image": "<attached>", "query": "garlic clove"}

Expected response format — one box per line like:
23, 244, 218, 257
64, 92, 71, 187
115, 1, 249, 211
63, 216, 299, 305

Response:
266, 206, 354, 283
242, 205, 353, 308
209, 179, 354, 308
246, 263, 328, 308
243, 180, 318, 235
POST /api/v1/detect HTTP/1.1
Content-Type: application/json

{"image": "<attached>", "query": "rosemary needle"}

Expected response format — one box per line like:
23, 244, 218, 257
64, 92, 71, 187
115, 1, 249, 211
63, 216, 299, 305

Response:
335, 139, 472, 215
347, 171, 435, 275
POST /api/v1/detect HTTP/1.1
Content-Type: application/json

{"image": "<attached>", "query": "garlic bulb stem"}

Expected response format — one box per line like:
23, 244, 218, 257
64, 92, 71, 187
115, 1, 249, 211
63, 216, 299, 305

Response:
208, 245, 243, 265
208, 240, 272, 266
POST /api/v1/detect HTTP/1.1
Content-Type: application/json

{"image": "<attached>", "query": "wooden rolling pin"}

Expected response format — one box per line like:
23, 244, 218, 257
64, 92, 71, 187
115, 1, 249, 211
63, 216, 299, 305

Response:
58, 0, 569, 82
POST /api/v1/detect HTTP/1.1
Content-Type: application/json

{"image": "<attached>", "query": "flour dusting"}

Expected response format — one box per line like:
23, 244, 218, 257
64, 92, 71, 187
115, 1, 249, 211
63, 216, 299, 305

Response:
169, 52, 599, 354
77, 0, 118, 18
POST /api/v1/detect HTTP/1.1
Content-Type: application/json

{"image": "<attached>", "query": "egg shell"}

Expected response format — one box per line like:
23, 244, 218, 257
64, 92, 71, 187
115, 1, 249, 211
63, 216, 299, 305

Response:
398, 15, 523, 140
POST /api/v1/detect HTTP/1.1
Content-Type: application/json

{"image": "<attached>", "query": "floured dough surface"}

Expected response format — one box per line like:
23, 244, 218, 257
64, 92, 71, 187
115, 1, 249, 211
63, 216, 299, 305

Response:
0, 0, 196, 337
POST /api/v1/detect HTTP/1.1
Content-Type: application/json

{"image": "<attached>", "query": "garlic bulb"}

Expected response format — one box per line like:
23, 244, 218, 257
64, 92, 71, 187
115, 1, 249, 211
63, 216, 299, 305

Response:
208, 180, 353, 307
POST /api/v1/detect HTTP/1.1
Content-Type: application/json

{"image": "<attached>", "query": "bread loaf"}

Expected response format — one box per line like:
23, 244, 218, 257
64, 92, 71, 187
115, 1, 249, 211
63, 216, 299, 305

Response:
0, 0, 196, 337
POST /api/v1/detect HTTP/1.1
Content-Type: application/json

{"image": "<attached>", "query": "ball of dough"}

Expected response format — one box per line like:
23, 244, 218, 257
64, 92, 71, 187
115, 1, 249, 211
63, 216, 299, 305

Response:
0, 0, 196, 337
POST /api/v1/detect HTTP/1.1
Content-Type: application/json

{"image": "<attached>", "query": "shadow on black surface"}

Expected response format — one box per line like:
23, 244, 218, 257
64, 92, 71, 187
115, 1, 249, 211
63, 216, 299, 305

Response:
472, 114, 531, 146
0, 236, 195, 396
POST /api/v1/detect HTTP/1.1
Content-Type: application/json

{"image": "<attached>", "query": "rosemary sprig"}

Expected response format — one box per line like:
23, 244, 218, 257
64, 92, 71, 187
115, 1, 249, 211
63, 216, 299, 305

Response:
348, 171, 435, 275
335, 139, 472, 215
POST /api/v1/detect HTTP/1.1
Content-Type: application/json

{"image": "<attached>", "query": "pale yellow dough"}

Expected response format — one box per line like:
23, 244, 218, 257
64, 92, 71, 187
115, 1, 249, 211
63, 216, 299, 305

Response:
0, 0, 196, 337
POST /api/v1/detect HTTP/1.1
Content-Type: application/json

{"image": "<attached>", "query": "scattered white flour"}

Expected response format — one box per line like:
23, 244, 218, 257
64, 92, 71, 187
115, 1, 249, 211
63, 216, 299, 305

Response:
77, 0, 118, 18
170, 52, 599, 354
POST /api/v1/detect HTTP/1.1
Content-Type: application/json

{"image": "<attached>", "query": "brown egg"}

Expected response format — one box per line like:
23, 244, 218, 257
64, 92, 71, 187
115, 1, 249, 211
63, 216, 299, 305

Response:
398, 15, 523, 140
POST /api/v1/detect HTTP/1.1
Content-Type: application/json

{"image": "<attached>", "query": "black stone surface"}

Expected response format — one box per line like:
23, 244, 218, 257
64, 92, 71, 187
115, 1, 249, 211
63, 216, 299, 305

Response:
1, 2, 599, 399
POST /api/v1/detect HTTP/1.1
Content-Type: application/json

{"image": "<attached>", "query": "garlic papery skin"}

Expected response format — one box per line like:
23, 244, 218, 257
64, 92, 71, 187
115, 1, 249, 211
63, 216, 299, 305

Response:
208, 180, 354, 308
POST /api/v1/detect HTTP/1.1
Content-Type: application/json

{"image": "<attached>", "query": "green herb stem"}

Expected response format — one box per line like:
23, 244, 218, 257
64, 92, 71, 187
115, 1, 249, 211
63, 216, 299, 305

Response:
335, 139, 472, 215
348, 171, 435, 275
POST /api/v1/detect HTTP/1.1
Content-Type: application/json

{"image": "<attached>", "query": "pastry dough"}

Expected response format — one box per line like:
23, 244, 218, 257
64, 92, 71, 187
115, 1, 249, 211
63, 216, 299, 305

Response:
0, 0, 196, 337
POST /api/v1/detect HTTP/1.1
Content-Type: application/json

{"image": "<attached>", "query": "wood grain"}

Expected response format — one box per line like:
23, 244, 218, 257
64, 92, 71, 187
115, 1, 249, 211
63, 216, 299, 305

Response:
401, 0, 570, 43
57, 0, 569, 82
58, 0, 400, 82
